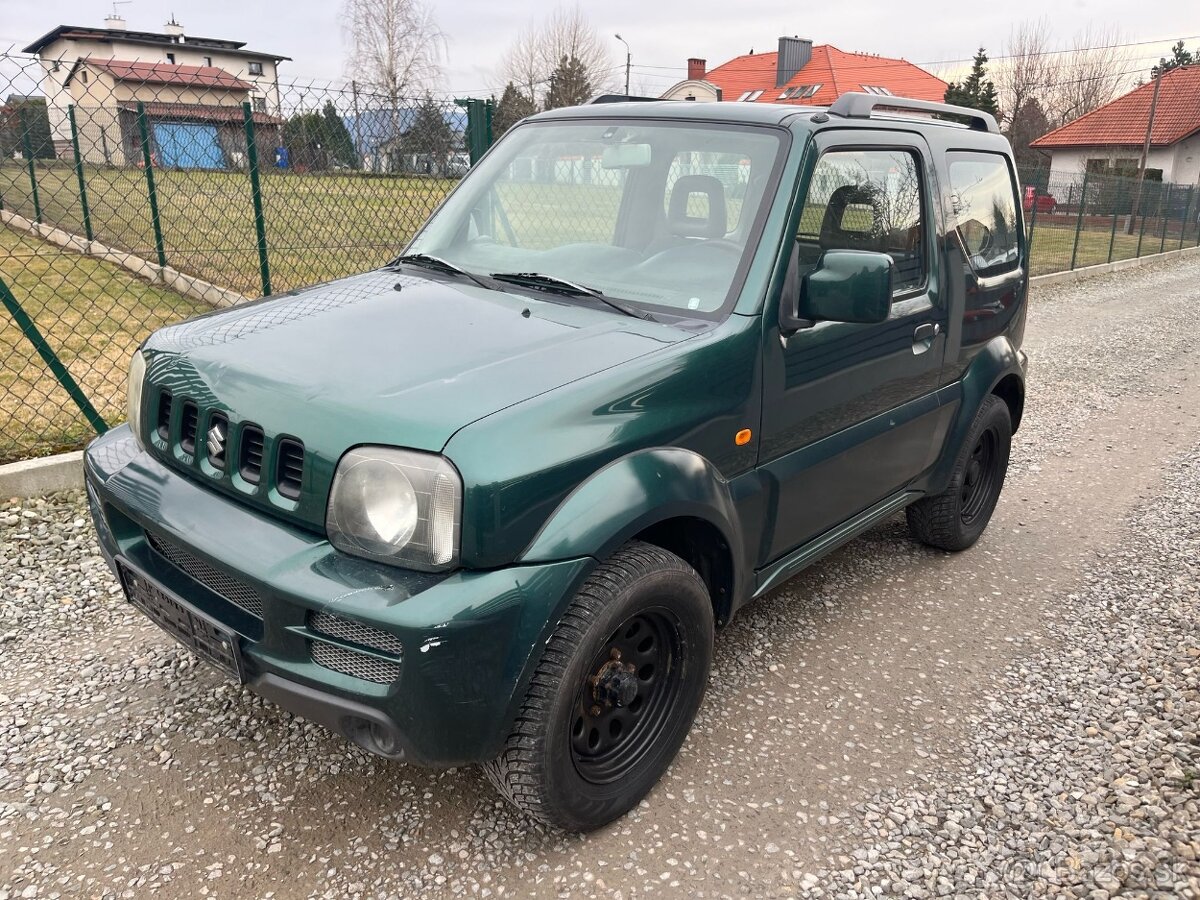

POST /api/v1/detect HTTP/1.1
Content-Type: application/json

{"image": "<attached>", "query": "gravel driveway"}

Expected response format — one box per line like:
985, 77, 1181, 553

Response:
2, 254, 1199, 900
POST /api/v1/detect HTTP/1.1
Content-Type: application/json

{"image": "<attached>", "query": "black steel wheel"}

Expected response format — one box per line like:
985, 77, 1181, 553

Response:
569, 609, 686, 784
907, 394, 1012, 552
483, 542, 713, 832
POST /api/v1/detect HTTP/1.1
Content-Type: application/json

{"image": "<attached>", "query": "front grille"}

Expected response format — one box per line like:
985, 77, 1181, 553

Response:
156, 391, 172, 441
239, 425, 264, 484
311, 640, 401, 684
180, 402, 199, 455
145, 530, 264, 619
276, 439, 304, 500
309, 611, 403, 655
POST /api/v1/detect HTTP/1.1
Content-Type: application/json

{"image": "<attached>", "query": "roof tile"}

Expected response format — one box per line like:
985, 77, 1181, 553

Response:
83, 58, 253, 91
1031, 66, 1200, 148
703, 45, 946, 105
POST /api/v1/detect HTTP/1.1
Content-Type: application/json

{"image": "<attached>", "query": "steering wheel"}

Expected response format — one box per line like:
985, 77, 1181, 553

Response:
698, 238, 743, 256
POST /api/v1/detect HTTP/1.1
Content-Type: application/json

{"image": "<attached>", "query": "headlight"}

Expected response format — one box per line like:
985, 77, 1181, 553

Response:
326, 446, 462, 571
126, 350, 147, 448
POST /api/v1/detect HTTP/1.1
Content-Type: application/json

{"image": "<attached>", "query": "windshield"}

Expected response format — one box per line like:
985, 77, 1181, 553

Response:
406, 119, 786, 317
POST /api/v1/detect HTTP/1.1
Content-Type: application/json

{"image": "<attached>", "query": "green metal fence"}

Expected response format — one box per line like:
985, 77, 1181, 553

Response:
1, 46, 1198, 463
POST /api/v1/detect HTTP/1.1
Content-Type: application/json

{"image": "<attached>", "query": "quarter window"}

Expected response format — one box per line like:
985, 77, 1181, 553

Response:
946, 152, 1020, 276
797, 148, 926, 294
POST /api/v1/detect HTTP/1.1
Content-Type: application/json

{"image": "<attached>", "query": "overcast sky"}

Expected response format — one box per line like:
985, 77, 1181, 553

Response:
1, 0, 1195, 97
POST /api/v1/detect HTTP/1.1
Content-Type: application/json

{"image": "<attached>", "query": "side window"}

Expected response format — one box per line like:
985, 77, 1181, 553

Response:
797, 148, 925, 294
947, 152, 1021, 276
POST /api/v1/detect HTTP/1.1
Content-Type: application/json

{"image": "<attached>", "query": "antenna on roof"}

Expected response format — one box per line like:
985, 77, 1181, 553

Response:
105, 1, 131, 30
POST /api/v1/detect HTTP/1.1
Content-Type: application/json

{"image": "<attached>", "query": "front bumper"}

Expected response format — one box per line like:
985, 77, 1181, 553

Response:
84, 426, 592, 767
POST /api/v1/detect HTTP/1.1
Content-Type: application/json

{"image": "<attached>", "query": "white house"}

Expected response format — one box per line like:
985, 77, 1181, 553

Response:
22, 15, 289, 160
1031, 65, 1200, 185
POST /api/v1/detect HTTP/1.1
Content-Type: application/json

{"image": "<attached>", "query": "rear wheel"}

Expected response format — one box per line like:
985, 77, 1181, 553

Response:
907, 394, 1011, 551
483, 541, 713, 832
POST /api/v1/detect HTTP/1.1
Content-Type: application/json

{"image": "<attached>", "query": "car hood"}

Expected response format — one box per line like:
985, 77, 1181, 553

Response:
143, 269, 690, 455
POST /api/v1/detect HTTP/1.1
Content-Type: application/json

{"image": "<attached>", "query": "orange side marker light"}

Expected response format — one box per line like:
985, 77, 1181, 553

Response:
735, 428, 752, 446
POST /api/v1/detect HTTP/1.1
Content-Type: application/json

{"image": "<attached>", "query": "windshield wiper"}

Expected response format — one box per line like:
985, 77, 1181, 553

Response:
393, 253, 494, 291
490, 272, 655, 321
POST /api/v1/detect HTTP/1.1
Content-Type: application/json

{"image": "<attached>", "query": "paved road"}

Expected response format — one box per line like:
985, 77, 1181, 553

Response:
2, 254, 1198, 899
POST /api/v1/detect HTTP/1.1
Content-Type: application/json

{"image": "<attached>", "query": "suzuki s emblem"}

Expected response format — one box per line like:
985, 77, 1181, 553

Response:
206, 420, 227, 461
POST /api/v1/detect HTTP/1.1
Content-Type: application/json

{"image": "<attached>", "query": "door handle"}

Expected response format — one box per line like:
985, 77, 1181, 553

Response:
913, 322, 940, 342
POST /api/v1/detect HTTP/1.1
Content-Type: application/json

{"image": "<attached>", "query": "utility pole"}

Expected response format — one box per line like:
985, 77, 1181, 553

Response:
1126, 61, 1164, 234
615, 34, 631, 95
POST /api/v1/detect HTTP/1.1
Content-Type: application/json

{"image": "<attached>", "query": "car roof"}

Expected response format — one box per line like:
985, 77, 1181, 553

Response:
530, 100, 822, 127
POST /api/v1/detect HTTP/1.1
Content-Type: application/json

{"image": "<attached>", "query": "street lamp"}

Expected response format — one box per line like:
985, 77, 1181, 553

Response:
615, 34, 631, 96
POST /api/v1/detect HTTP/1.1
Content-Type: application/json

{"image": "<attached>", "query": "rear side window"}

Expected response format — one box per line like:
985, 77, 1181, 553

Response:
797, 148, 926, 294
947, 152, 1021, 276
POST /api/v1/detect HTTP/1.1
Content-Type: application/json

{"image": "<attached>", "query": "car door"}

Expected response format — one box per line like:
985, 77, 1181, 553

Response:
757, 131, 954, 563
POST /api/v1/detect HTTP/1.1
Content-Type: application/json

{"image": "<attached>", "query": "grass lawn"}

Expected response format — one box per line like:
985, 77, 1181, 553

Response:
1, 161, 456, 296
0, 226, 208, 462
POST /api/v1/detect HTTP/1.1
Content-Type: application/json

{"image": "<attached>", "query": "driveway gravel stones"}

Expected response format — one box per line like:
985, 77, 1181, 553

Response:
2, 253, 1200, 898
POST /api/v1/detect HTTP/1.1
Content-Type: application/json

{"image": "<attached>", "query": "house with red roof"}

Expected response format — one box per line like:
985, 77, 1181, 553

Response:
661, 37, 947, 106
1031, 66, 1200, 185
22, 15, 288, 166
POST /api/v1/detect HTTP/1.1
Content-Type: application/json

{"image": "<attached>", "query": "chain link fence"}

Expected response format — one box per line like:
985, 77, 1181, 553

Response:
1, 50, 492, 461
1, 46, 1198, 462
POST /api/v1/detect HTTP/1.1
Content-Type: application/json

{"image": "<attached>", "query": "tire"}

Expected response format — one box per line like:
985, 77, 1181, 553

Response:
1048, 202, 1058, 215
482, 541, 714, 832
906, 394, 1012, 552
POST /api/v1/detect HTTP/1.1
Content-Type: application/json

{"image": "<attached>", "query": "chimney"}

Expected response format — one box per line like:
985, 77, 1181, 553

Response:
687, 58, 706, 81
164, 18, 185, 41
776, 36, 813, 87
104, 13, 127, 30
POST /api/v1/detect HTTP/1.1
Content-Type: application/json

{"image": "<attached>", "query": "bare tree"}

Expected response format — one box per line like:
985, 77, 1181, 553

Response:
995, 20, 1054, 130
499, 4, 613, 108
1047, 25, 1133, 127
342, 0, 447, 102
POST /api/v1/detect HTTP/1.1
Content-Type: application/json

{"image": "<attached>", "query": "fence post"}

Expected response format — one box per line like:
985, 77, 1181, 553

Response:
67, 104, 94, 243
1106, 176, 1120, 264
0, 276, 108, 436
19, 106, 43, 225
136, 102, 168, 267
1026, 189, 1040, 270
1157, 183, 1173, 254
1179, 186, 1193, 251
1135, 186, 1151, 258
242, 102, 272, 297
1069, 169, 1089, 271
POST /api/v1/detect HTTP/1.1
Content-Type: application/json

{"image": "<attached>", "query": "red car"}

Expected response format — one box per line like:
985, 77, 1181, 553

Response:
1023, 186, 1058, 214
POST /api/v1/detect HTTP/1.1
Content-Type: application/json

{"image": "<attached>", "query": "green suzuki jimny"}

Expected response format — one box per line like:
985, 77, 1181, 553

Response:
86, 93, 1027, 832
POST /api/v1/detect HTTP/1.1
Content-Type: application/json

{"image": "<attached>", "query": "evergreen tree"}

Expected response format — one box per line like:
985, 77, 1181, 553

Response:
543, 55, 592, 110
400, 95, 455, 174
321, 100, 358, 168
493, 82, 538, 136
1151, 41, 1194, 78
944, 48, 1000, 119
282, 110, 329, 169
1005, 96, 1050, 170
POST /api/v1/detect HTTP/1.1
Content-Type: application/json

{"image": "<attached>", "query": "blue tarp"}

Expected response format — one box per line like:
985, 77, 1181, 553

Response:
152, 122, 225, 169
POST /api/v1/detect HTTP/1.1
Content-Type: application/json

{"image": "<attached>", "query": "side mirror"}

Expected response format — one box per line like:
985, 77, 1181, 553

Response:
792, 249, 894, 327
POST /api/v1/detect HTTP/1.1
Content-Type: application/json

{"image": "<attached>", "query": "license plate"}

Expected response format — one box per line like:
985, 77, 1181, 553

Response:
117, 559, 245, 682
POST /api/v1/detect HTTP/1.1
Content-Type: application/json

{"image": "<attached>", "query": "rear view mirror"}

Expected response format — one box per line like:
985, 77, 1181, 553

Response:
797, 249, 894, 325
601, 143, 652, 169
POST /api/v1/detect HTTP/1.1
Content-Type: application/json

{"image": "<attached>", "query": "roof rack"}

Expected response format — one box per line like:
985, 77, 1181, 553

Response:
828, 92, 999, 133
586, 94, 670, 104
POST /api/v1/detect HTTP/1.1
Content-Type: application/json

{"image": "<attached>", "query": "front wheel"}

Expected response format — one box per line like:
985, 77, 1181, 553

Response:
482, 542, 713, 832
906, 394, 1012, 552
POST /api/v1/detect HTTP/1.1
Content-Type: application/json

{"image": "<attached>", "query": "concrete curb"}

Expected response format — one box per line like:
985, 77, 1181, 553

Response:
1030, 243, 1200, 287
1, 209, 250, 309
0, 451, 84, 499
